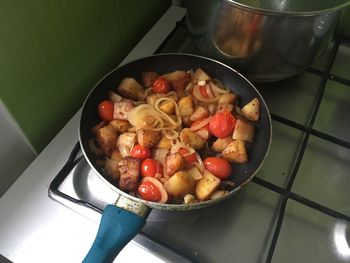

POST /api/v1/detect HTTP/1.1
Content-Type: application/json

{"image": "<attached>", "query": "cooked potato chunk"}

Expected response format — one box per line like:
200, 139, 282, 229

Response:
196, 170, 221, 201
216, 103, 234, 113
117, 77, 145, 101
164, 153, 186, 177
137, 129, 161, 149
232, 119, 255, 143
104, 150, 123, 179
222, 140, 248, 163
163, 70, 191, 98
109, 119, 131, 134
156, 135, 172, 149
180, 128, 205, 150
178, 96, 194, 117
191, 68, 211, 84
164, 170, 196, 198
152, 148, 169, 164
190, 106, 209, 122
113, 101, 134, 120
96, 125, 117, 157
118, 157, 141, 191
158, 100, 175, 114
218, 93, 238, 105
211, 136, 233, 153
241, 97, 260, 121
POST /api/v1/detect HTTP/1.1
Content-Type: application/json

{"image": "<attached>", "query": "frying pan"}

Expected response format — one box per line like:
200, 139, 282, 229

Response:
79, 53, 271, 262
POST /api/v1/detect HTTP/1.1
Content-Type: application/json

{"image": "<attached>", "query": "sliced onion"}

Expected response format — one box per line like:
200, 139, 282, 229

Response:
141, 177, 168, 204
205, 84, 215, 98
209, 81, 229, 94
185, 82, 194, 93
193, 84, 220, 103
190, 116, 211, 131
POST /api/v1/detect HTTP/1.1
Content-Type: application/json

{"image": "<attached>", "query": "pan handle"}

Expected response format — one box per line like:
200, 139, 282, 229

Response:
83, 197, 150, 263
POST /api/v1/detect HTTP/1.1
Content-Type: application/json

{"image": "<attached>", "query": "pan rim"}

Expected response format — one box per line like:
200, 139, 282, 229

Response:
79, 53, 272, 211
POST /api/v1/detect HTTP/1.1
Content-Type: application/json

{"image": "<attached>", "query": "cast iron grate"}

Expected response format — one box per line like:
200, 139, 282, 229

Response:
49, 18, 350, 263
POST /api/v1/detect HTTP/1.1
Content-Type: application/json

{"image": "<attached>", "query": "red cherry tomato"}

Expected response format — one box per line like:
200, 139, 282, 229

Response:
130, 144, 151, 159
152, 77, 170, 93
204, 157, 232, 179
179, 148, 198, 163
209, 110, 236, 138
141, 159, 163, 177
98, 100, 114, 121
138, 181, 162, 202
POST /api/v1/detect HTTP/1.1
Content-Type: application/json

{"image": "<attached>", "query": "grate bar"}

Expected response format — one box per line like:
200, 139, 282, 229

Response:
264, 33, 343, 263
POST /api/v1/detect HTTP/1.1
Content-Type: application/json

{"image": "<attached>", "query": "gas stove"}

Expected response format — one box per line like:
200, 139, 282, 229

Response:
49, 8, 350, 263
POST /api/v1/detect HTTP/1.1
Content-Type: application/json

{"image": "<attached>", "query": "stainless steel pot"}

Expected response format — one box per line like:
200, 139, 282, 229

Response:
186, 0, 350, 82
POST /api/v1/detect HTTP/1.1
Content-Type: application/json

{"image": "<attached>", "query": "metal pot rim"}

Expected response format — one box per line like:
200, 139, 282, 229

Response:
223, 0, 350, 16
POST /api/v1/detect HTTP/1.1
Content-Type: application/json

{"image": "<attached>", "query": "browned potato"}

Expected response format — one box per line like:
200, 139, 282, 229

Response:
222, 140, 248, 163
164, 170, 196, 198
218, 93, 238, 105
211, 136, 233, 153
158, 100, 175, 114
113, 101, 134, 120
163, 70, 190, 98
164, 153, 186, 177
118, 157, 141, 191
109, 119, 131, 134
191, 68, 211, 84
241, 97, 260, 121
195, 170, 221, 201
180, 128, 205, 151
137, 129, 161, 149
152, 148, 169, 164
156, 135, 172, 149
190, 106, 209, 122
178, 96, 194, 117
117, 77, 145, 101
216, 103, 234, 113
96, 125, 117, 157
104, 150, 123, 179
187, 166, 203, 180
232, 119, 255, 143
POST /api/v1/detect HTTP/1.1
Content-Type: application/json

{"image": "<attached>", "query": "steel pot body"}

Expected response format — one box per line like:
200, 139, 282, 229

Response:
186, 0, 349, 82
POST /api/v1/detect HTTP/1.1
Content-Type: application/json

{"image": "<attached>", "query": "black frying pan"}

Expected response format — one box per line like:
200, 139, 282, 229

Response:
79, 53, 271, 263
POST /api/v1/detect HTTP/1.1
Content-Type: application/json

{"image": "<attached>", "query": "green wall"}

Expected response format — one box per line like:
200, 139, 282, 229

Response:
0, 0, 170, 152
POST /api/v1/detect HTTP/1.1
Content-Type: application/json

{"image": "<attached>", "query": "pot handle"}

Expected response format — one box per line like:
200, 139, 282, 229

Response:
83, 196, 150, 263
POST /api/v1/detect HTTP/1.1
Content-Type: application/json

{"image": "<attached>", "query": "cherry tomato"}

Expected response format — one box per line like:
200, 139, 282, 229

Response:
204, 157, 232, 179
199, 86, 209, 98
130, 144, 151, 159
141, 159, 163, 177
179, 148, 198, 163
138, 181, 162, 202
152, 77, 170, 93
98, 100, 114, 121
209, 110, 236, 138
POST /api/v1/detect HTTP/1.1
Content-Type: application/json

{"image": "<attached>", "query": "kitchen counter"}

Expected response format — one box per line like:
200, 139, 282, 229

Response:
0, 6, 187, 263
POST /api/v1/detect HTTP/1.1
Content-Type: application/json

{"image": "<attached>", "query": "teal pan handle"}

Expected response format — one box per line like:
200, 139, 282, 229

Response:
83, 204, 147, 263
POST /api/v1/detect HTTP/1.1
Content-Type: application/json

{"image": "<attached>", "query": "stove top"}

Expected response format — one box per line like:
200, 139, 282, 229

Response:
49, 17, 350, 263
